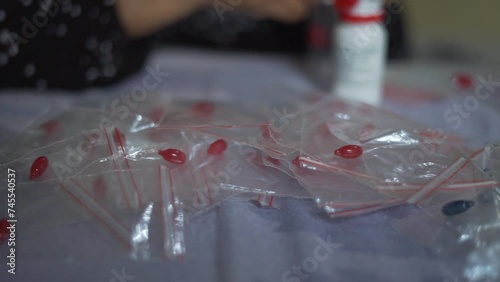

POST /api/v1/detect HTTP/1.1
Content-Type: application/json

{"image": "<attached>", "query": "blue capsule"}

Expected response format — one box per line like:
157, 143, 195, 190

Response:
441, 200, 475, 216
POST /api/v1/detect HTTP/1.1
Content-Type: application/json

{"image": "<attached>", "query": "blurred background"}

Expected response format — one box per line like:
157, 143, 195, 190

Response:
1, 0, 498, 91
404, 0, 500, 62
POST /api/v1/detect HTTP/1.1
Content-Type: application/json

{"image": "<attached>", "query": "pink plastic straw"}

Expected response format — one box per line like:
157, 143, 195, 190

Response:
104, 128, 132, 208
113, 128, 144, 206
298, 156, 381, 181
375, 180, 498, 192
157, 122, 270, 129
60, 178, 132, 250
326, 198, 404, 218
257, 193, 276, 208
158, 165, 186, 260
406, 157, 468, 204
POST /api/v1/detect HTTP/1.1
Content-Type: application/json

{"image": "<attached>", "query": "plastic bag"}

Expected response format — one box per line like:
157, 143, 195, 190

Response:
391, 142, 500, 281
155, 100, 270, 128
0, 108, 155, 161
13, 165, 187, 261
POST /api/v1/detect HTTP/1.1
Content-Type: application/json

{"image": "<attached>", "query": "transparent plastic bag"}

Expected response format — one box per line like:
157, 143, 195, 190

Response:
278, 98, 470, 185
182, 131, 282, 211
391, 187, 500, 281
391, 143, 500, 281
155, 100, 270, 128
481, 140, 500, 180
9, 94, 500, 267
0, 108, 157, 185
291, 158, 402, 217
0, 108, 155, 161
14, 165, 188, 261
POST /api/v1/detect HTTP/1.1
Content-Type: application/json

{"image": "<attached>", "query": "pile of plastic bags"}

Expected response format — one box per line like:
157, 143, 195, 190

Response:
1, 96, 499, 278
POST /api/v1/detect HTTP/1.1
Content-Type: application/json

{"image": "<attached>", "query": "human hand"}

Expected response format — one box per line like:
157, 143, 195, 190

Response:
236, 0, 320, 23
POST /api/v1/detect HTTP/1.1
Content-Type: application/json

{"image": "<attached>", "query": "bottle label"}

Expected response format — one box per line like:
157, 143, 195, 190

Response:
333, 23, 387, 105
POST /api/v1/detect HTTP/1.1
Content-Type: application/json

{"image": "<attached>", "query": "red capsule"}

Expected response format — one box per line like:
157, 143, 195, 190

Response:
40, 120, 60, 133
93, 176, 107, 200
207, 139, 228, 155
292, 156, 301, 167
30, 156, 49, 180
0, 218, 8, 244
191, 102, 214, 117
334, 145, 363, 159
453, 73, 473, 90
158, 148, 187, 165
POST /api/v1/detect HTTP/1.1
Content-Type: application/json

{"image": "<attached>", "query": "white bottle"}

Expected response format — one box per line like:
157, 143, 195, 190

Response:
332, 0, 387, 106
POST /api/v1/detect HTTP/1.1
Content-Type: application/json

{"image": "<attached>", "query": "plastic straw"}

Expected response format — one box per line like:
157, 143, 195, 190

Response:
60, 178, 132, 249
158, 165, 186, 260
406, 157, 468, 204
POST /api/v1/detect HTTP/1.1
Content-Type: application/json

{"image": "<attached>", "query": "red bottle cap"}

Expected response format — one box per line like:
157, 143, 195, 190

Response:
335, 0, 384, 23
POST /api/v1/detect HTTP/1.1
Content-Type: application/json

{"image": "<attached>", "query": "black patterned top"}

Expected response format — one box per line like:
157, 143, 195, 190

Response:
0, 0, 307, 90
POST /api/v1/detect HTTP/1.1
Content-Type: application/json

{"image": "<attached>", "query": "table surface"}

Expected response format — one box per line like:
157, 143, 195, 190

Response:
1, 48, 500, 282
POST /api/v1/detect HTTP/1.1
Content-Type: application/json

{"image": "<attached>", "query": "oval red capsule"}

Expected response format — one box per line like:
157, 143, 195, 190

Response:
207, 139, 227, 155
30, 156, 49, 180
0, 218, 8, 244
453, 73, 473, 90
158, 148, 187, 165
334, 145, 363, 159
192, 102, 214, 117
